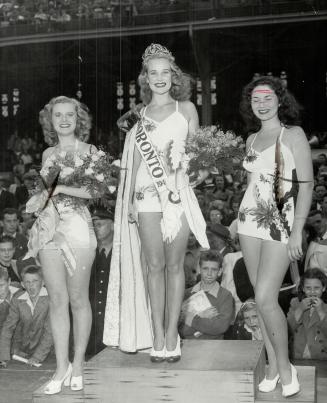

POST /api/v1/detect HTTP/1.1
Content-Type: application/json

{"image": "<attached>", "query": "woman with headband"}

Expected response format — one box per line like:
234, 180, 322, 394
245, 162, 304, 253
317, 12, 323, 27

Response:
237, 76, 313, 397
104, 43, 209, 362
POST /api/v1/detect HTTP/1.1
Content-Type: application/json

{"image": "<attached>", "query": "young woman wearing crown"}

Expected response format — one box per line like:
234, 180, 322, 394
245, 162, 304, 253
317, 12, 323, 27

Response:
103, 43, 209, 362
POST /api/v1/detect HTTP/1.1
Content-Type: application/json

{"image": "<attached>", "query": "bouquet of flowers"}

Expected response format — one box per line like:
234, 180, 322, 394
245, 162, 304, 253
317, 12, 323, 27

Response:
185, 126, 245, 175
35, 148, 118, 199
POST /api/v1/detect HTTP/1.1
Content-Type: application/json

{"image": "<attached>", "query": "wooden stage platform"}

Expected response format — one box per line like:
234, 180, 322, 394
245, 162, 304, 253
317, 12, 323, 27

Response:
33, 340, 316, 403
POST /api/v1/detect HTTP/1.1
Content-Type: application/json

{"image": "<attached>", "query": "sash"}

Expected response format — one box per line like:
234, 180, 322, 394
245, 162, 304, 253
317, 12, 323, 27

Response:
134, 119, 183, 242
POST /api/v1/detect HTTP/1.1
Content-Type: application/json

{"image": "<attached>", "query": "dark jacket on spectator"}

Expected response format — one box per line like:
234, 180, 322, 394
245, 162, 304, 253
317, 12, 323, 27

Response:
287, 297, 327, 360
0, 189, 17, 214
179, 281, 234, 340
0, 288, 53, 362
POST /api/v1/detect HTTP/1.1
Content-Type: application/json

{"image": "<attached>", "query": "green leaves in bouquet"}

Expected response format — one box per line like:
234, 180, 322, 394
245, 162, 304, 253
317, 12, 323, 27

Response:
186, 126, 245, 175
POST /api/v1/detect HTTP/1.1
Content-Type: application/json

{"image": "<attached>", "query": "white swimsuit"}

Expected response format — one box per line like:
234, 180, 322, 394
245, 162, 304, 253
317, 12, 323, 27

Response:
237, 127, 297, 244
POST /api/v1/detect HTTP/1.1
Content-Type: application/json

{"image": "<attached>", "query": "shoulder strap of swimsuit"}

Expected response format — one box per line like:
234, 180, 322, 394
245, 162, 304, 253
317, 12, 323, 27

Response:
176, 101, 178, 112
279, 126, 285, 142
249, 132, 258, 148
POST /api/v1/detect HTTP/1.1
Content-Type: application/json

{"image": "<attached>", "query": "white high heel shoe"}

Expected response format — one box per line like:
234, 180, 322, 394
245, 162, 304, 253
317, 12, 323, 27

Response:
282, 364, 300, 398
44, 363, 72, 395
165, 335, 181, 363
71, 375, 84, 391
258, 373, 280, 392
150, 345, 166, 363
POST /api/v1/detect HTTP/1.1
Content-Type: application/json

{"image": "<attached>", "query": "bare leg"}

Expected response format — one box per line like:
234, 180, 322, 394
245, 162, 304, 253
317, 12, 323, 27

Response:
39, 249, 70, 381
67, 248, 95, 377
165, 214, 190, 350
239, 235, 278, 379
256, 241, 292, 385
138, 212, 165, 350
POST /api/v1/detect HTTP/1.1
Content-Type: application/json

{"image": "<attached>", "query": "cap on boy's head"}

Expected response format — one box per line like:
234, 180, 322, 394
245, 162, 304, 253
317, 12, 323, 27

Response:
207, 223, 231, 240
91, 206, 115, 221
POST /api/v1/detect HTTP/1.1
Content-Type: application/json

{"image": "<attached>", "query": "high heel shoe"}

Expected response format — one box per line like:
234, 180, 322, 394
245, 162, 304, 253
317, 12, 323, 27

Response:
282, 364, 300, 398
165, 335, 181, 363
258, 373, 280, 393
150, 345, 166, 363
44, 363, 72, 395
71, 375, 84, 391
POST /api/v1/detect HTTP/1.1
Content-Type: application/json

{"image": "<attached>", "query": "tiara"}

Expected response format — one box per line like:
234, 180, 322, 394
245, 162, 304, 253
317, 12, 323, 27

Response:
142, 43, 174, 64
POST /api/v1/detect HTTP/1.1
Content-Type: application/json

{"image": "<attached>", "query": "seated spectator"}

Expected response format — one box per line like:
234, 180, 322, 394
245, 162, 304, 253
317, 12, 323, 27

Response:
287, 269, 327, 360
0, 209, 28, 259
184, 233, 202, 288
312, 184, 327, 211
0, 266, 53, 366
0, 235, 20, 285
18, 205, 35, 238
0, 268, 20, 334
207, 206, 224, 226
322, 194, 327, 219
304, 238, 327, 276
206, 223, 234, 259
231, 299, 262, 341
0, 175, 17, 214
15, 169, 38, 208
179, 250, 234, 340
307, 209, 327, 240
221, 235, 243, 316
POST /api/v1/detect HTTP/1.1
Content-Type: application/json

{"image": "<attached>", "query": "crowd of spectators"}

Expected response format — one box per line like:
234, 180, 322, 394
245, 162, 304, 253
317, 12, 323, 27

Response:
0, 1, 325, 31
0, 124, 326, 368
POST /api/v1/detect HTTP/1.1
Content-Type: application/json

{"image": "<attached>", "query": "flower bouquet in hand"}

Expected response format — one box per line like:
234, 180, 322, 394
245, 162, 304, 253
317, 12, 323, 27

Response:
185, 126, 245, 177
27, 149, 118, 214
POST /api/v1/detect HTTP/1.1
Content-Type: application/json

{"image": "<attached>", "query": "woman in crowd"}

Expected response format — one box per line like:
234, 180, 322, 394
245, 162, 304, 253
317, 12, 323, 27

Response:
25, 96, 98, 394
104, 43, 208, 362
287, 268, 327, 360
238, 76, 313, 397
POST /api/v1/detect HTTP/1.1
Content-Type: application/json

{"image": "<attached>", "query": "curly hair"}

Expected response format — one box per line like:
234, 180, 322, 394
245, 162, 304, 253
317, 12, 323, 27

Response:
138, 47, 192, 104
239, 76, 302, 134
298, 268, 327, 303
39, 96, 92, 146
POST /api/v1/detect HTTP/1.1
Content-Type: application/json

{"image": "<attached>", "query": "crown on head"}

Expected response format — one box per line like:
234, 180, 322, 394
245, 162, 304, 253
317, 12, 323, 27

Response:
142, 43, 174, 64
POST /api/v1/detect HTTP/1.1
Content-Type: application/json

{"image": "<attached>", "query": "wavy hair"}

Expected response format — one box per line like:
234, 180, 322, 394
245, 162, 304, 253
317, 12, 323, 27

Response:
39, 96, 92, 146
138, 51, 192, 104
239, 76, 302, 134
298, 268, 327, 303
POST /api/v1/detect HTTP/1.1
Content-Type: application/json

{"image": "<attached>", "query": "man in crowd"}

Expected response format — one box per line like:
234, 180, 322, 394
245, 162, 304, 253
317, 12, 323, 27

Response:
179, 250, 234, 340
0, 266, 53, 367
307, 210, 327, 240
0, 175, 17, 214
0, 208, 28, 259
14, 169, 38, 208
0, 268, 20, 334
87, 206, 114, 356
0, 235, 20, 285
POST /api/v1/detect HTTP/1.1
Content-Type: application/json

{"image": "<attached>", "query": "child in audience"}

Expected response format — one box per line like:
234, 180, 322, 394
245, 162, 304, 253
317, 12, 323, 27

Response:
179, 250, 234, 340
232, 299, 262, 340
287, 268, 327, 359
0, 266, 53, 366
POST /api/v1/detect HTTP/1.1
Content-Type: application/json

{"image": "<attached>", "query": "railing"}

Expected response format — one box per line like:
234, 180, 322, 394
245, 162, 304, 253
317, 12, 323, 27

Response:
0, 1, 326, 39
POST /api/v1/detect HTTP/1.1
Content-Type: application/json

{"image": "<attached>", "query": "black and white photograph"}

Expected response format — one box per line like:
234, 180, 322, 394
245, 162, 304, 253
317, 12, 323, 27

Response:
0, 1, 326, 402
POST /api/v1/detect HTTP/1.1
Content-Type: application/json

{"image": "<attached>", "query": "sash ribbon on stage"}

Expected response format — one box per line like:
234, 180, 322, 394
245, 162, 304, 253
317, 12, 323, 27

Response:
134, 120, 184, 243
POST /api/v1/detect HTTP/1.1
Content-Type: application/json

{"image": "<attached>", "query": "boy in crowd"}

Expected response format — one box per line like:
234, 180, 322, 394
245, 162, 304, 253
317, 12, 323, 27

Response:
0, 266, 53, 367
179, 250, 234, 340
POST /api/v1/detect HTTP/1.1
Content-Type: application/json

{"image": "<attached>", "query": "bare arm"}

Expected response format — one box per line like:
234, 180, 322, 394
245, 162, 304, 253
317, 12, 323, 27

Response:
288, 127, 314, 260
